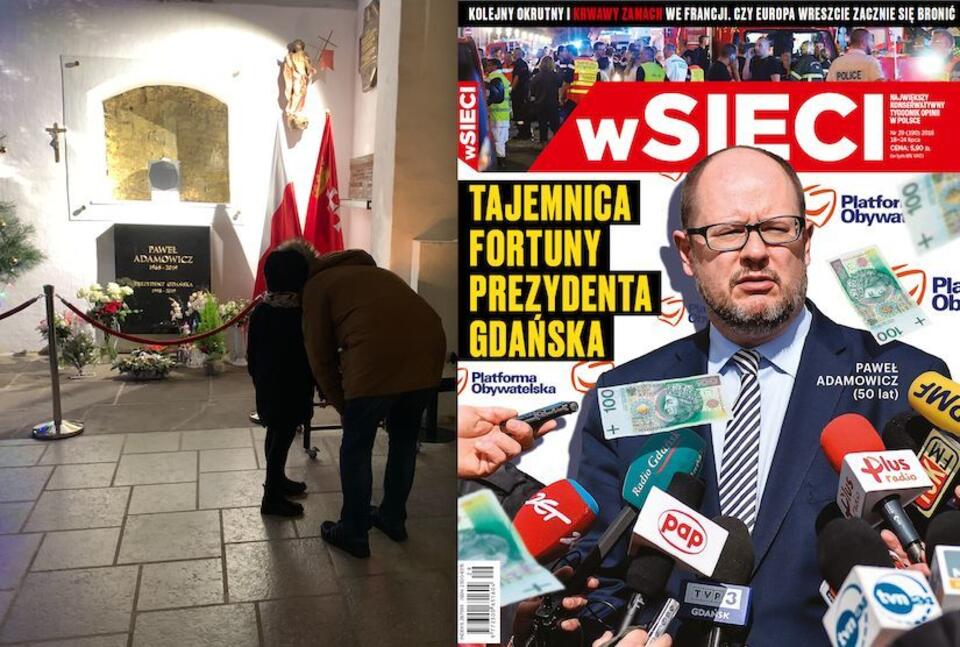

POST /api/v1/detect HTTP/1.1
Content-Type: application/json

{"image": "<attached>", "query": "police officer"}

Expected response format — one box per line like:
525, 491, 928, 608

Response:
635, 45, 665, 82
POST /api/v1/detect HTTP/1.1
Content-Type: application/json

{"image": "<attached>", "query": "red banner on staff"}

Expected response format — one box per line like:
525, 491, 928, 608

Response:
529, 82, 960, 173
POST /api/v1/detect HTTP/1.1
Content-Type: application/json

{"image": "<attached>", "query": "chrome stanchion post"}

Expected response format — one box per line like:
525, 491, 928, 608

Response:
33, 285, 84, 440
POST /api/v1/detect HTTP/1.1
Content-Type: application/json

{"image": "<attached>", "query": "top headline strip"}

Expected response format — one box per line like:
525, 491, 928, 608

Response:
459, 1, 959, 27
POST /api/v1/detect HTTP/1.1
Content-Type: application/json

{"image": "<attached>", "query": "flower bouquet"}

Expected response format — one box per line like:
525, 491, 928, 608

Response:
77, 281, 137, 361
195, 294, 226, 375
61, 324, 99, 377
112, 347, 175, 380
219, 298, 250, 366
37, 311, 74, 352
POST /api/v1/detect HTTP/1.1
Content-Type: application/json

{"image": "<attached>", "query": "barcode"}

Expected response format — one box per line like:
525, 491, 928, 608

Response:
458, 560, 500, 644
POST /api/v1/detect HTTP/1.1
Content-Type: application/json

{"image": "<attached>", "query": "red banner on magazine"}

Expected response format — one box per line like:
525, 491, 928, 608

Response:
528, 82, 960, 173
458, 81, 483, 171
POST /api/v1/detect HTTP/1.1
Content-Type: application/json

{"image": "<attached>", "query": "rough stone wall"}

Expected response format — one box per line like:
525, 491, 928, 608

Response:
103, 85, 229, 203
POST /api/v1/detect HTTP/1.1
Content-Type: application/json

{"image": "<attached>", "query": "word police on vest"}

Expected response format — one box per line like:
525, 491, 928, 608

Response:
823, 566, 942, 647
909, 371, 960, 437
512, 479, 598, 563
630, 486, 728, 578
678, 580, 752, 627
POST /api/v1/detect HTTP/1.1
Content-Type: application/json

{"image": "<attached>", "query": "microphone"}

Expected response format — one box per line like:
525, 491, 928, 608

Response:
908, 371, 960, 437
816, 517, 894, 592
821, 413, 933, 564
630, 480, 727, 578
822, 565, 942, 646
528, 429, 705, 644
677, 517, 755, 647
883, 410, 960, 529
618, 473, 705, 635
513, 479, 599, 563
926, 511, 960, 611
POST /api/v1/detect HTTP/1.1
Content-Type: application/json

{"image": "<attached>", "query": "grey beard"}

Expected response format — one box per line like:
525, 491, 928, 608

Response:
696, 272, 806, 339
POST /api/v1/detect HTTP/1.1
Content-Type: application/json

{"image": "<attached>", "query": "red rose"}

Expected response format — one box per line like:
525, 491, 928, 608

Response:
103, 301, 121, 315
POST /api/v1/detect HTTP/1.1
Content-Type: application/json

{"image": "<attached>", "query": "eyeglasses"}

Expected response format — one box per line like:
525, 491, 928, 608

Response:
685, 216, 805, 252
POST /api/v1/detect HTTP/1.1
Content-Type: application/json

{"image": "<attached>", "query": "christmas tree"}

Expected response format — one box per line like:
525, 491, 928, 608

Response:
0, 201, 44, 284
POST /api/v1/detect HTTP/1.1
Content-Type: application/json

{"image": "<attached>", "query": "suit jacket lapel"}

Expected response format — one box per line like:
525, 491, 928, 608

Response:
673, 328, 720, 518
750, 302, 848, 570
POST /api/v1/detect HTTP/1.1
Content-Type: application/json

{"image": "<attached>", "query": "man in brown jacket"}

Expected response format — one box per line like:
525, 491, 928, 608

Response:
292, 243, 446, 558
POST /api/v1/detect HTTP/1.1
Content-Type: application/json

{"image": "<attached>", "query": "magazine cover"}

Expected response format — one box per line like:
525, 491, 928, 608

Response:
456, 2, 960, 646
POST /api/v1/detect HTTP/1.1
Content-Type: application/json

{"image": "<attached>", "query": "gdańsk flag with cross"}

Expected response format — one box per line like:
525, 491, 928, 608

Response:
303, 111, 344, 254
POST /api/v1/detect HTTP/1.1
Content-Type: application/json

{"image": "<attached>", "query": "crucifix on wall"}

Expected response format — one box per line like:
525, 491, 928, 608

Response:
45, 122, 67, 163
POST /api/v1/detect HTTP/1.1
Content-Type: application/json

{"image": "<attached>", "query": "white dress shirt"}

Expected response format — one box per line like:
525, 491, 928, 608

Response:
707, 306, 813, 506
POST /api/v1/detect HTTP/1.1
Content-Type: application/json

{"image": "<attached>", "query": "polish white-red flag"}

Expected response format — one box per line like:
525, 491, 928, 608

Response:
303, 111, 343, 253
253, 125, 302, 298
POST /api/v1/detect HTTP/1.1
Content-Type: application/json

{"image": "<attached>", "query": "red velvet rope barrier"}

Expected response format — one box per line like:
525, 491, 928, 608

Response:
56, 294, 262, 347
0, 295, 42, 322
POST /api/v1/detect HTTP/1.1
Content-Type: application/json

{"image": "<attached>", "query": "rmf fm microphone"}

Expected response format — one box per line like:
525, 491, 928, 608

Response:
908, 371, 960, 437
821, 413, 933, 564
513, 479, 599, 564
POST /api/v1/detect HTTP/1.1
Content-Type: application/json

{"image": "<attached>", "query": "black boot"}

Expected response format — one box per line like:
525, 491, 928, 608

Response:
321, 520, 370, 558
281, 477, 307, 496
369, 505, 407, 542
260, 486, 303, 517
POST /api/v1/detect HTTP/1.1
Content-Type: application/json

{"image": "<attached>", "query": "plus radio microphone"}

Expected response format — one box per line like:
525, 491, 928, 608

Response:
883, 410, 960, 530
908, 372, 960, 437
513, 479, 599, 564
821, 413, 933, 565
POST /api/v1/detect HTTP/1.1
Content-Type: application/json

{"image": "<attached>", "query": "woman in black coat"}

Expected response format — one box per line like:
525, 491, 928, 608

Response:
247, 249, 315, 516
529, 56, 563, 145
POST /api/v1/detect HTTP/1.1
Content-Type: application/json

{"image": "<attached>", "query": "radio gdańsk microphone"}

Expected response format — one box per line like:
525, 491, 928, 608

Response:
527, 429, 705, 645
817, 517, 894, 594
883, 410, 960, 532
821, 413, 933, 564
909, 372, 960, 437
677, 516, 755, 647
513, 479, 599, 564
616, 473, 706, 638
926, 511, 960, 611
822, 565, 942, 646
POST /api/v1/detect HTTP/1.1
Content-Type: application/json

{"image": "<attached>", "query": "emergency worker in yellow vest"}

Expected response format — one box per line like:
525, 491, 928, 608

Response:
561, 46, 599, 122
484, 58, 511, 168
635, 46, 665, 81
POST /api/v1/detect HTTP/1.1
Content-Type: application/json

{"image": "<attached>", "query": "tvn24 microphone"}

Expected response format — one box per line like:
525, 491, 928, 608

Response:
821, 413, 933, 565
883, 410, 960, 532
513, 479, 599, 564
526, 429, 705, 646
908, 372, 960, 437
678, 517, 755, 647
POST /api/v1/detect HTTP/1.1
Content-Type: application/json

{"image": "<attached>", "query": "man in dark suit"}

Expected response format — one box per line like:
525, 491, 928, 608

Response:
572, 146, 948, 645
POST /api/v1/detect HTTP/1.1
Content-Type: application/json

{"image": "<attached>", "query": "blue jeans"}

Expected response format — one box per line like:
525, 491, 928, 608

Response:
338, 388, 433, 536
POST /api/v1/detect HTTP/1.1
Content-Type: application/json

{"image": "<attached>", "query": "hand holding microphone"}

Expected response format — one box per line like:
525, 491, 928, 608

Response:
458, 405, 562, 479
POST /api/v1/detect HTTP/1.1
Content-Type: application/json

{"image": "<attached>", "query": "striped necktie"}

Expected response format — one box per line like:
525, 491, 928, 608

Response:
718, 348, 762, 533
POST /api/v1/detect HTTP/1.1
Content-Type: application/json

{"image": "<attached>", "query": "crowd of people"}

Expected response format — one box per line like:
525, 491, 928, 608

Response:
475, 27, 960, 168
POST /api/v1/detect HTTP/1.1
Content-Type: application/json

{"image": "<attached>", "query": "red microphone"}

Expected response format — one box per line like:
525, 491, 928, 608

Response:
820, 413, 932, 564
512, 479, 599, 563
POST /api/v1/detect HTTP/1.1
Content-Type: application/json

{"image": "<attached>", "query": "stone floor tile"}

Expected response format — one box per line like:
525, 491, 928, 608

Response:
221, 507, 296, 543
23, 488, 129, 532
117, 510, 220, 564
256, 437, 333, 469
37, 435, 124, 465
113, 452, 197, 486
0, 502, 33, 534
127, 482, 196, 515
284, 465, 343, 494
179, 428, 251, 451
198, 470, 264, 509
31, 527, 121, 571
292, 492, 346, 539
259, 595, 358, 647
199, 447, 257, 472
45, 463, 116, 490
82, 401, 205, 434
0, 445, 45, 468
0, 467, 52, 502
0, 533, 42, 589
225, 538, 339, 602
122, 431, 180, 454
325, 516, 455, 579
132, 603, 258, 647
340, 570, 453, 646
0, 566, 137, 643
137, 558, 223, 611
15, 634, 130, 647
0, 590, 11, 622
